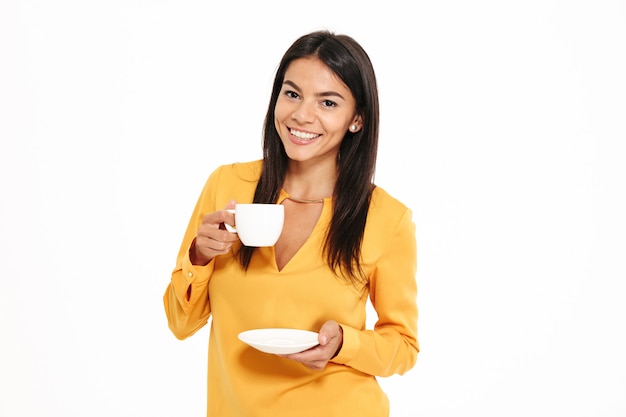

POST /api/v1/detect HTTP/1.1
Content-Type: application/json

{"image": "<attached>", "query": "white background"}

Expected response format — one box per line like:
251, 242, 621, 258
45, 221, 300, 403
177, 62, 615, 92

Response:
1, 1, 625, 416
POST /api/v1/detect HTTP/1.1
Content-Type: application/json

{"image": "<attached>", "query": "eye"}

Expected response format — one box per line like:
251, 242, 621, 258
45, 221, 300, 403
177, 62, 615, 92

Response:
284, 90, 300, 100
321, 99, 337, 108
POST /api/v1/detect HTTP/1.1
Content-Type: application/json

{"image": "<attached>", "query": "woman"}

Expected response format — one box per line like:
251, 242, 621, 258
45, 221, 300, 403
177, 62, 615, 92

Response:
163, 30, 418, 416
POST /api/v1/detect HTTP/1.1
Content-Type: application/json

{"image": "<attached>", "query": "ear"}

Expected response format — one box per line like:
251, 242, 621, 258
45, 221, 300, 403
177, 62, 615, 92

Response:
349, 115, 363, 133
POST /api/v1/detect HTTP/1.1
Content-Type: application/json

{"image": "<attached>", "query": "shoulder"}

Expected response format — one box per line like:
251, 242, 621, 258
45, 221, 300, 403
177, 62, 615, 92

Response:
369, 186, 413, 221
203, 160, 263, 205
362, 186, 416, 265
209, 160, 263, 183
365, 186, 415, 241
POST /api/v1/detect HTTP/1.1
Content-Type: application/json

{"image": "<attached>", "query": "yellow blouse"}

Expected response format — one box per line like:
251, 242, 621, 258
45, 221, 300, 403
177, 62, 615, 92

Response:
164, 161, 418, 417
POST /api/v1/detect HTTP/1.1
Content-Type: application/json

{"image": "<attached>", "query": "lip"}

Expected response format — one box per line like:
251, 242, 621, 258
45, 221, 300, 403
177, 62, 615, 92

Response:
287, 127, 321, 145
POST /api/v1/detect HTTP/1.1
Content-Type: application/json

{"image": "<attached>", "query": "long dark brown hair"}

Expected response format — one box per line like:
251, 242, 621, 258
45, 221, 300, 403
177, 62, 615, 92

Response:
239, 30, 380, 284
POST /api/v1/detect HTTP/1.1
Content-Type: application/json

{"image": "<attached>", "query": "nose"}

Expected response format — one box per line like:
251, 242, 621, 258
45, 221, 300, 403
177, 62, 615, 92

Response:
291, 100, 315, 124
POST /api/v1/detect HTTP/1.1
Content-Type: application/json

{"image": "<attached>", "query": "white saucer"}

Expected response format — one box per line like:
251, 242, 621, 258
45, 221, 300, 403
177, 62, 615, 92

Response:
238, 328, 319, 354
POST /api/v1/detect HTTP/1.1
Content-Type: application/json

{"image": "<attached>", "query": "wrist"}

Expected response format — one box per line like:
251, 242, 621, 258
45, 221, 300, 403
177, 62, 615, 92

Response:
331, 325, 344, 359
189, 238, 210, 266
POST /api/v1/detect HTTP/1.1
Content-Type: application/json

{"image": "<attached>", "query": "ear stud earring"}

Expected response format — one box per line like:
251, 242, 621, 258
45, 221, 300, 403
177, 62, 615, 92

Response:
350, 125, 358, 132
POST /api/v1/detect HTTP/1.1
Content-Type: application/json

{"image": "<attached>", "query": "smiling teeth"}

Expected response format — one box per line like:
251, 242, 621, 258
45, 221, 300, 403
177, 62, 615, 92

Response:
290, 129, 320, 140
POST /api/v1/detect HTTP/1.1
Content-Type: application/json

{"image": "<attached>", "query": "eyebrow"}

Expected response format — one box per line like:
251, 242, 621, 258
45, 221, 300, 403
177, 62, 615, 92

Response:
282, 80, 346, 101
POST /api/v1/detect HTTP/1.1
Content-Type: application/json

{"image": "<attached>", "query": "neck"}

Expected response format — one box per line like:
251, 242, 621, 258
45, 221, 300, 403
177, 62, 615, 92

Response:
283, 164, 337, 203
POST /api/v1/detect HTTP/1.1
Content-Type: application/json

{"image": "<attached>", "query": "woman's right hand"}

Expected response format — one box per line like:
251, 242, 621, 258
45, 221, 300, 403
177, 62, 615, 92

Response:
190, 200, 239, 265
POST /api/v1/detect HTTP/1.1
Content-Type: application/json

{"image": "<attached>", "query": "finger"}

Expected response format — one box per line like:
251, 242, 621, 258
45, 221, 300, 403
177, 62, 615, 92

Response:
200, 211, 237, 236
201, 211, 230, 227
224, 199, 237, 210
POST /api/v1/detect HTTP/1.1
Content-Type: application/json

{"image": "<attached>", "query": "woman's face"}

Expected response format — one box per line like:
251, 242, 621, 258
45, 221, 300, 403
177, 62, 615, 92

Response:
274, 57, 361, 166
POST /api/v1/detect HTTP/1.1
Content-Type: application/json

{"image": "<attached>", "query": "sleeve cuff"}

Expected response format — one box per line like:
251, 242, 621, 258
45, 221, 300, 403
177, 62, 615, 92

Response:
331, 324, 360, 364
182, 249, 214, 284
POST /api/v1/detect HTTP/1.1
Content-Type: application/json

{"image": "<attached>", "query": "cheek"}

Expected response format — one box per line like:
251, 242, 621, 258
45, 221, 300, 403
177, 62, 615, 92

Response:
319, 115, 350, 134
274, 108, 290, 140
274, 98, 290, 122
273, 107, 284, 132
274, 116, 282, 137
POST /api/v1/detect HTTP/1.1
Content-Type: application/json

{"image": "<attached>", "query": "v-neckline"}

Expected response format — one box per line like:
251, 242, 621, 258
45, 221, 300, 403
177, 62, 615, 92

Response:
273, 189, 330, 272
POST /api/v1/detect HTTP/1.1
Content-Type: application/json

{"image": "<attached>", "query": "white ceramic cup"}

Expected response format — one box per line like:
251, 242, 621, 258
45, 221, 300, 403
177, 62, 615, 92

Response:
225, 204, 284, 247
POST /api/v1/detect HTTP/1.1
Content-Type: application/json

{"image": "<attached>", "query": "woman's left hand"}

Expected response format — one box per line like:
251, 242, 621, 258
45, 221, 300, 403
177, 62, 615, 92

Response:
279, 320, 343, 370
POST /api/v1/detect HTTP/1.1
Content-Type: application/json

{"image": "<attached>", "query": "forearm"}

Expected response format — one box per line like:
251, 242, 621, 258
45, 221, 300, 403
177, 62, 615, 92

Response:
332, 206, 419, 376
163, 252, 213, 340
332, 323, 418, 377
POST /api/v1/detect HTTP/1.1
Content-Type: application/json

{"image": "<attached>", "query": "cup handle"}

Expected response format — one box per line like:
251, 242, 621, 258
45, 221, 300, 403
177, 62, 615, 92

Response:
224, 209, 236, 233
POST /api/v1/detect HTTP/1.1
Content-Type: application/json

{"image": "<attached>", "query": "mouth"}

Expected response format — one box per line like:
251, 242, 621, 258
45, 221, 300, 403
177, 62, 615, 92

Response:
289, 128, 321, 141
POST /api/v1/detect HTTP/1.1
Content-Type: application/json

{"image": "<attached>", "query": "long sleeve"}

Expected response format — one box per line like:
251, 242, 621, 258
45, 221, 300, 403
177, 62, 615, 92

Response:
163, 169, 220, 340
163, 250, 213, 340
163, 162, 261, 340
332, 199, 419, 376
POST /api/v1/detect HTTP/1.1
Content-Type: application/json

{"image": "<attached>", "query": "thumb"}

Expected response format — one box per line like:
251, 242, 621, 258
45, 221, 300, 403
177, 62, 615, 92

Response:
318, 327, 333, 346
